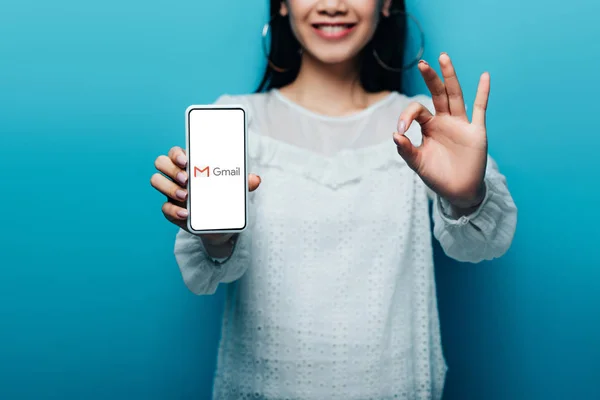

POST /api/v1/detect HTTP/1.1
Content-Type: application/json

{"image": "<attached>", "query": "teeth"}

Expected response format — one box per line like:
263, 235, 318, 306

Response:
317, 25, 349, 34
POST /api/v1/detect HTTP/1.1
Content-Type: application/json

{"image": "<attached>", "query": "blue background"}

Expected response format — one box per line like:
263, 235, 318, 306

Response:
1, 0, 598, 399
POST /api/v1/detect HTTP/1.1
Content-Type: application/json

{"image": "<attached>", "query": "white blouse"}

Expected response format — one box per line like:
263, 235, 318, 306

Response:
174, 89, 517, 400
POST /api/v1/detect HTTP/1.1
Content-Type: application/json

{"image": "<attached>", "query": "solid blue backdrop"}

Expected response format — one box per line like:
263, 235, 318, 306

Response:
1, 0, 598, 399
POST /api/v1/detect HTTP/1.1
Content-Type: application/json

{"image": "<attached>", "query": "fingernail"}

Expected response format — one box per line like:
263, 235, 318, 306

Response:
176, 189, 187, 200
176, 171, 187, 185
398, 120, 406, 133
418, 59, 428, 66
177, 155, 187, 167
176, 209, 188, 218
440, 51, 448, 57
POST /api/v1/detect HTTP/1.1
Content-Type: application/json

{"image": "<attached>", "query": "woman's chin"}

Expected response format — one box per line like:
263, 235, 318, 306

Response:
306, 51, 361, 69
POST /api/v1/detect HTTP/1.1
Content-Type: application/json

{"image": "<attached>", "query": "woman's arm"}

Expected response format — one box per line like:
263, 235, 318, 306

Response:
392, 55, 517, 263
174, 228, 252, 295
173, 93, 256, 294
427, 155, 517, 262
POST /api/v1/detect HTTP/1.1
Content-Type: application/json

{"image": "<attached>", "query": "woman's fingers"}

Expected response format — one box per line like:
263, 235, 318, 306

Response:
395, 101, 432, 172
161, 201, 188, 226
155, 155, 187, 186
438, 53, 467, 118
393, 132, 422, 172
472, 72, 491, 127
397, 101, 434, 133
168, 146, 187, 169
418, 59, 449, 115
151, 172, 188, 202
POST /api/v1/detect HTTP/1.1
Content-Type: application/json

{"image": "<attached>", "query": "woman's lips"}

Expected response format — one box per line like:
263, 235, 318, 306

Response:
311, 24, 357, 40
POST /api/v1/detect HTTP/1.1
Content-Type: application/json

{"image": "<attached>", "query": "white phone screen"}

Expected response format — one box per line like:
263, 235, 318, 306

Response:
186, 107, 247, 232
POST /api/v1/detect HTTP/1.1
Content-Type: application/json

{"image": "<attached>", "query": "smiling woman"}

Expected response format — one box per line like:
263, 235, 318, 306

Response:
257, 0, 409, 93
149, 0, 518, 399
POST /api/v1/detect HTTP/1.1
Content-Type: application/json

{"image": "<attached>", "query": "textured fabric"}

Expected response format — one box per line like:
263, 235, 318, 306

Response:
173, 90, 518, 400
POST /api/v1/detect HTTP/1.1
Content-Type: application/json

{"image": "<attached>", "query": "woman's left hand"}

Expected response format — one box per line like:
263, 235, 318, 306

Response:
394, 52, 489, 210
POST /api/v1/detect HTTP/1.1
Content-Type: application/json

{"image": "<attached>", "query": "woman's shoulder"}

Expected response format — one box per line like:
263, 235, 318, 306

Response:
212, 92, 276, 127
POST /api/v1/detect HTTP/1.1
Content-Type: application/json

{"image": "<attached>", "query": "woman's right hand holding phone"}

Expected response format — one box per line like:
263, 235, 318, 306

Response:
151, 146, 261, 246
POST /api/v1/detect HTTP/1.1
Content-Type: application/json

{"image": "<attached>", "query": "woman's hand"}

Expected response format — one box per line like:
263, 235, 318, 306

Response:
150, 146, 261, 244
393, 52, 489, 209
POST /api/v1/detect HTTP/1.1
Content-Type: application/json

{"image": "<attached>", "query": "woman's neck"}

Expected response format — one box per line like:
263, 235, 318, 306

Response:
278, 51, 391, 117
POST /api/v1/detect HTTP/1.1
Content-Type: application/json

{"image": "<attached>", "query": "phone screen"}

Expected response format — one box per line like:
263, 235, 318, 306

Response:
187, 107, 246, 232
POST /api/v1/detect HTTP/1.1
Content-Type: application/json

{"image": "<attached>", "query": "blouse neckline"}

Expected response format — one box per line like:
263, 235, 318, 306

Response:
248, 130, 409, 189
271, 88, 399, 123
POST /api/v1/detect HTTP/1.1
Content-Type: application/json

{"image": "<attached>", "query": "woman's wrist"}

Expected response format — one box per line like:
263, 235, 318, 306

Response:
201, 233, 235, 246
443, 181, 487, 218
201, 233, 238, 259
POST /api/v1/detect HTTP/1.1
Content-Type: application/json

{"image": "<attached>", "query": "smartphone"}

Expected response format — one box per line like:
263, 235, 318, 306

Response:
185, 104, 248, 234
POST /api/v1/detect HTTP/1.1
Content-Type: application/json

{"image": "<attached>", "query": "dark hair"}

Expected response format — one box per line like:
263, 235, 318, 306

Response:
256, 0, 408, 94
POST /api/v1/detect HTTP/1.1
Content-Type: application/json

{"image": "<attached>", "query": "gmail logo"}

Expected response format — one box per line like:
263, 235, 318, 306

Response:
194, 166, 210, 177
192, 165, 241, 177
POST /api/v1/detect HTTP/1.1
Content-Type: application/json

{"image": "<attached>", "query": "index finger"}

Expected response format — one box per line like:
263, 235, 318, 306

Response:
397, 101, 434, 133
168, 146, 187, 168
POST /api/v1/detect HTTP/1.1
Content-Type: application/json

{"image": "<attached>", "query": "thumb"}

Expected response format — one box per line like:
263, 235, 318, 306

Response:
248, 173, 261, 192
393, 132, 421, 171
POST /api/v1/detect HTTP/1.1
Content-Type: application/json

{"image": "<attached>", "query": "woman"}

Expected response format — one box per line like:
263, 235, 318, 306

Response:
151, 0, 517, 398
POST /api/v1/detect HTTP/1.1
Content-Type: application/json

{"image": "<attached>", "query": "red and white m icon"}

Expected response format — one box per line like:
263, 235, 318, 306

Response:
194, 166, 210, 177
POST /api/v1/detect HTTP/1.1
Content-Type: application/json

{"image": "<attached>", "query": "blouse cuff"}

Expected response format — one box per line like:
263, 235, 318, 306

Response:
435, 180, 492, 227
197, 231, 251, 280
174, 228, 252, 295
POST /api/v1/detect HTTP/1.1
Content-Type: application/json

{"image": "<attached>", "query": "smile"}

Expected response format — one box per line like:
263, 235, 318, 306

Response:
311, 23, 357, 39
